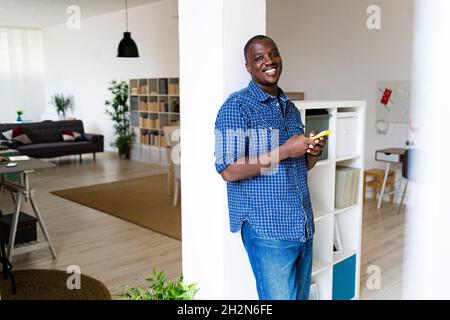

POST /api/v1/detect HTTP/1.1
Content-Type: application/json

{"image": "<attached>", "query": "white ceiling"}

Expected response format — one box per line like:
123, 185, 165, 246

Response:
0, 0, 161, 29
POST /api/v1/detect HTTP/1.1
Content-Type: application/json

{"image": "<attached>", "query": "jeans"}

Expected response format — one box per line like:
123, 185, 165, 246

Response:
241, 220, 313, 300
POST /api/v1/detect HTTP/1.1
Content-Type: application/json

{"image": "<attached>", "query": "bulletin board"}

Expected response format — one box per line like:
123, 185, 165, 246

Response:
376, 80, 411, 123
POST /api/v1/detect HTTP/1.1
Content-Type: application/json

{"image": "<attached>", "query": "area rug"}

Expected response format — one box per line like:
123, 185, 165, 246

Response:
51, 174, 181, 240
0, 269, 111, 300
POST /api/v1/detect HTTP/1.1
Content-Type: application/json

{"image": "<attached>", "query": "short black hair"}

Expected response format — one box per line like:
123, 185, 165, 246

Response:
244, 35, 274, 62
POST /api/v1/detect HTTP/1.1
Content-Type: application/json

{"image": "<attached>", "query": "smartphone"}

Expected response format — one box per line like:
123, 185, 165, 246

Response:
311, 130, 332, 140
6, 162, 18, 167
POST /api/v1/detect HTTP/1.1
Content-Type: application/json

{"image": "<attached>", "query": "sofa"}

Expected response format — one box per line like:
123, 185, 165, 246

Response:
0, 120, 103, 162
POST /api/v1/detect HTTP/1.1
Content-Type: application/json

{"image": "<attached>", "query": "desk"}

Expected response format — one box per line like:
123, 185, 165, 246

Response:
0, 158, 56, 260
375, 148, 406, 209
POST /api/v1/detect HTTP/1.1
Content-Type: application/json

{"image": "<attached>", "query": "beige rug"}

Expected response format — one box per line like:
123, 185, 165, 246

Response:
51, 174, 181, 240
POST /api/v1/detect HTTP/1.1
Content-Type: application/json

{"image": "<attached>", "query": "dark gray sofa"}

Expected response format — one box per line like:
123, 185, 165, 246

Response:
0, 120, 103, 162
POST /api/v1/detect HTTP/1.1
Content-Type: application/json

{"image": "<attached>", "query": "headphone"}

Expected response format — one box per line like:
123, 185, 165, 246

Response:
375, 119, 389, 135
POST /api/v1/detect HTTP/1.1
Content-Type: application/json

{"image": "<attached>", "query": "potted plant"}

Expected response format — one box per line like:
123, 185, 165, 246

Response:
16, 109, 24, 122
50, 93, 73, 120
120, 267, 199, 300
105, 80, 135, 159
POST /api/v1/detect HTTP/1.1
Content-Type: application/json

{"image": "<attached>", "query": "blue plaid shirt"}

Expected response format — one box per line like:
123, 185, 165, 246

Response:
214, 80, 314, 241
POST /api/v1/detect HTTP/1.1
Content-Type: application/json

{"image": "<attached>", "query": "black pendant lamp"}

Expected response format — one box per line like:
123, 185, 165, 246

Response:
117, 0, 139, 58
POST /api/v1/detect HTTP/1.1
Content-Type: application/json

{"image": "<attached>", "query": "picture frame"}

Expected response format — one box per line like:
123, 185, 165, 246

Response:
334, 217, 343, 253
309, 282, 319, 300
285, 92, 305, 101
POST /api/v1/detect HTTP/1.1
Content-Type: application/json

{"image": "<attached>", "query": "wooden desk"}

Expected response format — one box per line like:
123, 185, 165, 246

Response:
0, 158, 56, 259
375, 148, 406, 209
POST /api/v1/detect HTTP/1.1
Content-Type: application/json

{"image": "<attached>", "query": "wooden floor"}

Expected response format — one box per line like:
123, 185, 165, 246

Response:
0, 152, 405, 299
0, 152, 181, 298
360, 199, 405, 300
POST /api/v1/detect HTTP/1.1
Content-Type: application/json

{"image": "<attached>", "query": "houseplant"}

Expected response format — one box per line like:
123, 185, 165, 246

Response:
120, 267, 199, 300
50, 93, 73, 120
105, 80, 135, 158
16, 109, 23, 122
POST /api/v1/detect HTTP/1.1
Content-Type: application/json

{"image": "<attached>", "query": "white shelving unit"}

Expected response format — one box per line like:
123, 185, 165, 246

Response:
294, 100, 366, 300
129, 77, 180, 166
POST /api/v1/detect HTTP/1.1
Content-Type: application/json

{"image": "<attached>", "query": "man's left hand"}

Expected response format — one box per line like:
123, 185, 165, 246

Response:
307, 131, 327, 157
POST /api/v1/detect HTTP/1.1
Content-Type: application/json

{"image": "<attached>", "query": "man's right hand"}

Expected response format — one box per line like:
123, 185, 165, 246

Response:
280, 134, 313, 159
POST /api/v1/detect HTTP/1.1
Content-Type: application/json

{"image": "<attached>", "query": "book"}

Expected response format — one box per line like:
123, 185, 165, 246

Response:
335, 166, 360, 208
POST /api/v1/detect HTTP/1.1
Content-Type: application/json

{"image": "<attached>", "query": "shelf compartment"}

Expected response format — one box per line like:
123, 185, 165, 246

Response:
158, 78, 168, 95
333, 248, 357, 265
138, 79, 148, 94
311, 267, 332, 300
149, 79, 158, 95
168, 78, 180, 95
309, 162, 335, 213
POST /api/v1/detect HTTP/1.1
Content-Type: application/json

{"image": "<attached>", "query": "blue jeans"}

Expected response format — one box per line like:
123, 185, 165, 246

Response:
241, 220, 313, 300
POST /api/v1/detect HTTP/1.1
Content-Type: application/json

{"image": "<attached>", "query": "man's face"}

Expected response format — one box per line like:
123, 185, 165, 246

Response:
245, 38, 283, 88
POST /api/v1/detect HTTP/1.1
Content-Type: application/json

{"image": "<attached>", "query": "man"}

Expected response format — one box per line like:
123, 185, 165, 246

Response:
214, 35, 327, 300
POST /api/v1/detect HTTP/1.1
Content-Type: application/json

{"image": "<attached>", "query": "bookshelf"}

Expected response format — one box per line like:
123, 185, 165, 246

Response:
293, 100, 366, 300
129, 77, 180, 165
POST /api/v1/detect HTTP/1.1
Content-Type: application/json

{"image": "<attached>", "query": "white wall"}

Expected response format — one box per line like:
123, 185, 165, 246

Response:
0, 28, 46, 123
41, 0, 179, 150
267, 0, 413, 189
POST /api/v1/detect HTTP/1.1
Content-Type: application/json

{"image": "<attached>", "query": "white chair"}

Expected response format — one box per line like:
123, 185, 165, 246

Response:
173, 158, 180, 206
163, 125, 180, 206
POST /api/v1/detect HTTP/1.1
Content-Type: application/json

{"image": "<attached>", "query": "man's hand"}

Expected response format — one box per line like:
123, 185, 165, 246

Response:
280, 134, 313, 159
306, 131, 327, 157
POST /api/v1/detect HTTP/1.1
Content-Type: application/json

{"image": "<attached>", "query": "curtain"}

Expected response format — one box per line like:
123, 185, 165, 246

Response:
0, 28, 45, 123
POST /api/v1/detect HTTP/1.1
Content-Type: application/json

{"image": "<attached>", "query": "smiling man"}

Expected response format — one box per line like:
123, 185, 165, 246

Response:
214, 35, 327, 300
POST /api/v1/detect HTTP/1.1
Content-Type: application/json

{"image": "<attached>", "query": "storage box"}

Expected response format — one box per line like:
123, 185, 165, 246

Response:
0, 212, 38, 245
332, 254, 356, 300
336, 112, 358, 158
305, 109, 330, 161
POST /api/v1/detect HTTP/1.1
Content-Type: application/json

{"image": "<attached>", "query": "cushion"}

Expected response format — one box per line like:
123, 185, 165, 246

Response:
2, 126, 32, 145
61, 129, 85, 142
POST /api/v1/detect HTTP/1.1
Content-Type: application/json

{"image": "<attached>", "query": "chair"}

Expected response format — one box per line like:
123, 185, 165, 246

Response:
363, 169, 396, 203
162, 125, 180, 206
173, 156, 181, 207
163, 126, 180, 196
0, 214, 16, 294
397, 148, 417, 214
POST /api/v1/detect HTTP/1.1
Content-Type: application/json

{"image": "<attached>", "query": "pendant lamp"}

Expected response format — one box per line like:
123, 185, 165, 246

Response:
117, 0, 139, 58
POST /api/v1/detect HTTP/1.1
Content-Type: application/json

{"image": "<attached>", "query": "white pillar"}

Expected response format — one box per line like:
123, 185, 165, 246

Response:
403, 0, 450, 299
179, 0, 265, 299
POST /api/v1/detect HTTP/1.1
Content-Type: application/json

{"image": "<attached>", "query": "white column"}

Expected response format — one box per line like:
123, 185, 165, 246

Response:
179, 0, 265, 299
403, 0, 450, 299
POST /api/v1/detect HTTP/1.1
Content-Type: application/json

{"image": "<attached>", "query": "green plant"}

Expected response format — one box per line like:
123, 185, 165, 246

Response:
50, 93, 73, 118
405, 139, 415, 148
105, 80, 135, 158
120, 267, 199, 300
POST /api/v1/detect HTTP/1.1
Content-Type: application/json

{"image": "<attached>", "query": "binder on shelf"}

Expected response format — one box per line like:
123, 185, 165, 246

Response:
335, 166, 360, 209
